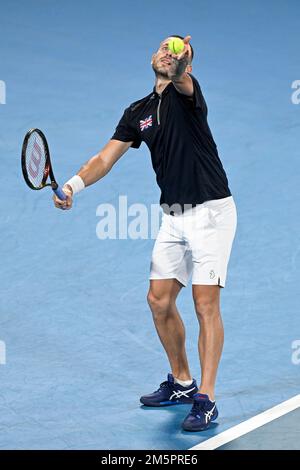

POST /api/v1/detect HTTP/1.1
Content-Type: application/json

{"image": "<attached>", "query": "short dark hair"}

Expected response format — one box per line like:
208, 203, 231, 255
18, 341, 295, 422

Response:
170, 35, 194, 62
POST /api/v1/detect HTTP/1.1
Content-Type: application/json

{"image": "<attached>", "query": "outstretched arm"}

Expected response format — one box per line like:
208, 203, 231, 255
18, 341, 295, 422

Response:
76, 139, 132, 187
53, 139, 133, 210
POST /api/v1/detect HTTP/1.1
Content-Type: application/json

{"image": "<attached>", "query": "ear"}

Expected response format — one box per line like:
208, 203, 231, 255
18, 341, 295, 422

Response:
151, 53, 155, 65
186, 64, 192, 73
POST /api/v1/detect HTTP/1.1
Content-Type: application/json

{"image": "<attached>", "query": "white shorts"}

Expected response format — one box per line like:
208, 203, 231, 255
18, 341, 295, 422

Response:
149, 196, 237, 288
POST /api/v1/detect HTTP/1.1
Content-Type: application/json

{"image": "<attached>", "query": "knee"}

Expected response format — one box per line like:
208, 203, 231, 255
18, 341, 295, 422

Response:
194, 297, 220, 321
147, 291, 173, 319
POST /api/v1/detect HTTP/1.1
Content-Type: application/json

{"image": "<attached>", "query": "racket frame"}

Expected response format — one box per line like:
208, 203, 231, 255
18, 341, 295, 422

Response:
21, 128, 66, 200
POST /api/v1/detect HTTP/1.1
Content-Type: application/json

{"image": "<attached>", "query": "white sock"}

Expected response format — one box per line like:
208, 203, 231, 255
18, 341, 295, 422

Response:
174, 377, 193, 387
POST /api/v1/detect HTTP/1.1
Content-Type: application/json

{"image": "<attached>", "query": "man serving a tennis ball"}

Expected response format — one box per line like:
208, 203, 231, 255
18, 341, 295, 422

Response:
53, 34, 237, 432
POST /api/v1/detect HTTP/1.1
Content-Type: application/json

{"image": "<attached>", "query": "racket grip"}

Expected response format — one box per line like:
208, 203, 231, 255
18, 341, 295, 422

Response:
53, 186, 67, 201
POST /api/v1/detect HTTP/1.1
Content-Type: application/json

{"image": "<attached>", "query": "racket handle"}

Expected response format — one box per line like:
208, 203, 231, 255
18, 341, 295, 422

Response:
53, 186, 67, 201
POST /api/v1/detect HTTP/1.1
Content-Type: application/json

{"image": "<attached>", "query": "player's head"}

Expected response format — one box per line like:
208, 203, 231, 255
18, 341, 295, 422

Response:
151, 35, 193, 78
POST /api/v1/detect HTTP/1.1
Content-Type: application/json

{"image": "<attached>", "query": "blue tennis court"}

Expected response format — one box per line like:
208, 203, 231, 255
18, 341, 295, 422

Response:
0, 0, 299, 450
218, 408, 300, 450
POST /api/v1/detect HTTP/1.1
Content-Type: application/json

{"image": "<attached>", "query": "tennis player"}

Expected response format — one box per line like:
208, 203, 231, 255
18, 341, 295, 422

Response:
53, 35, 237, 432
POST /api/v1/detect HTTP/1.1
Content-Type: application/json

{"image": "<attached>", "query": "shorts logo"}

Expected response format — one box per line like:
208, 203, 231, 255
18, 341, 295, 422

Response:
209, 270, 216, 279
140, 115, 152, 131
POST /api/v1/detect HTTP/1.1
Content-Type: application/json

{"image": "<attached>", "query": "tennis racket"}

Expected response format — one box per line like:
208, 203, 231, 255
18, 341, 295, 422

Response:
21, 128, 66, 200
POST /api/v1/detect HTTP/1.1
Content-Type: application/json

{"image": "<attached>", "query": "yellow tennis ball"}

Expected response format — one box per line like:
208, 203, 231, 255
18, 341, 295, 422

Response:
168, 37, 185, 54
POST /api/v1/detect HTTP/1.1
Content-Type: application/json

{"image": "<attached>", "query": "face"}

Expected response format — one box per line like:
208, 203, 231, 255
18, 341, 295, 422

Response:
151, 37, 192, 78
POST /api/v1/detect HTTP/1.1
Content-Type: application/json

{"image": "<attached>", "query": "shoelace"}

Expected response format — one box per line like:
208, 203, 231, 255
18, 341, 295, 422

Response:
155, 380, 172, 393
189, 400, 208, 417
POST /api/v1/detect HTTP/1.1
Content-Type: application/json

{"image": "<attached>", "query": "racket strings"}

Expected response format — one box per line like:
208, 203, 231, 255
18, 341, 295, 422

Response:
25, 132, 48, 188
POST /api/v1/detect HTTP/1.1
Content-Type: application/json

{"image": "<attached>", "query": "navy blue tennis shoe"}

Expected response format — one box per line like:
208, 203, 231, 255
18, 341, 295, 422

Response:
182, 393, 218, 431
140, 373, 198, 407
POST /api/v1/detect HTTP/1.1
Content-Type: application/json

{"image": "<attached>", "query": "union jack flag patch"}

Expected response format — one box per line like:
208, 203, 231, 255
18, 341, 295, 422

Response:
140, 115, 152, 131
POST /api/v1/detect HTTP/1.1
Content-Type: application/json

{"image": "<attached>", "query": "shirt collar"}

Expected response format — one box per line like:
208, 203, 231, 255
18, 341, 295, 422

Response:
152, 81, 173, 97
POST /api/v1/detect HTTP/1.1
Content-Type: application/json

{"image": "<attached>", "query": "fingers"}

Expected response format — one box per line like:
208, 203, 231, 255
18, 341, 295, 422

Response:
53, 197, 72, 210
183, 35, 192, 45
178, 47, 189, 61
53, 188, 73, 210
170, 47, 189, 62
53, 195, 71, 210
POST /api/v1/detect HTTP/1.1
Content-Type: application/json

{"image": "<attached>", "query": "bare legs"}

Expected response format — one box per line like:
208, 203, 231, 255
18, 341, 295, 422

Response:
192, 285, 223, 401
147, 279, 192, 381
147, 280, 223, 400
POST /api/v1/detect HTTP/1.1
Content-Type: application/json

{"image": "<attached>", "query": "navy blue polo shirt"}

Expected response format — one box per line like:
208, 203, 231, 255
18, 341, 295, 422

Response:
111, 73, 231, 209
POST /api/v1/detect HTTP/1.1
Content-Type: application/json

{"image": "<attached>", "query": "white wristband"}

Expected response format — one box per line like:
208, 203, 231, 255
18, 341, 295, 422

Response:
64, 175, 85, 195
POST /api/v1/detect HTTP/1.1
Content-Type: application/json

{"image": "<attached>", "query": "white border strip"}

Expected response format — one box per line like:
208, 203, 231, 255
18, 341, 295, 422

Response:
189, 394, 300, 450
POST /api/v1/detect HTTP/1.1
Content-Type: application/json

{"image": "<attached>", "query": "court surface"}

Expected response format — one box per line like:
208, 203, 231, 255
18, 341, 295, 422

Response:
0, 0, 299, 450
217, 407, 300, 450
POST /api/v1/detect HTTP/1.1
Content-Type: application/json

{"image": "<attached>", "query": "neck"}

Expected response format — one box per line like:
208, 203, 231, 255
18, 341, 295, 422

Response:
154, 75, 171, 95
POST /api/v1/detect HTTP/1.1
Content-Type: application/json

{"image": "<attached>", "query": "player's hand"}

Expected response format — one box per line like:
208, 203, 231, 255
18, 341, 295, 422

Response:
169, 35, 192, 62
53, 185, 73, 210
167, 35, 192, 80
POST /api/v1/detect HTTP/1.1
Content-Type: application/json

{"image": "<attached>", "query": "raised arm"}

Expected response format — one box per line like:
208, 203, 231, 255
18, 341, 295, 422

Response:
167, 35, 194, 97
53, 139, 133, 210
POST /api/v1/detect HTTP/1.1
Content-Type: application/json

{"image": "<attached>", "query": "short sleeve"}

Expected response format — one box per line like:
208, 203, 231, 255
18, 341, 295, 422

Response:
188, 73, 208, 115
111, 107, 142, 149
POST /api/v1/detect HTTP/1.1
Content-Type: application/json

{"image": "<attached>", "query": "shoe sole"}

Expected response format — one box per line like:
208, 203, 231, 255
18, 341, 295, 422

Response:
140, 398, 194, 407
